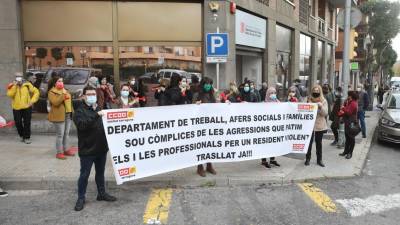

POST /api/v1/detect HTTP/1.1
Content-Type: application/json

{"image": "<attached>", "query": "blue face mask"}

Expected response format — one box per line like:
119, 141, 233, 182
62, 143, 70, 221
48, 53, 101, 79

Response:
244, 86, 250, 92
86, 95, 97, 105
121, 90, 129, 98
270, 94, 277, 100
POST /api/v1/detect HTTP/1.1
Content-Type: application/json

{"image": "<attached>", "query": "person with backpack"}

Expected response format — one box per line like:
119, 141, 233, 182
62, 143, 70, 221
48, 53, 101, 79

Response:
7, 72, 39, 144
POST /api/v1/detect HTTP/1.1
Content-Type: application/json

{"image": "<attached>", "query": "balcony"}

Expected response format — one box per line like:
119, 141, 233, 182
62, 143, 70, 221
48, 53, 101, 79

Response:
326, 0, 358, 7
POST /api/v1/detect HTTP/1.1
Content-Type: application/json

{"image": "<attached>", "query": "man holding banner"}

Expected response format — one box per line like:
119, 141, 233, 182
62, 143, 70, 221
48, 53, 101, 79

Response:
73, 86, 117, 211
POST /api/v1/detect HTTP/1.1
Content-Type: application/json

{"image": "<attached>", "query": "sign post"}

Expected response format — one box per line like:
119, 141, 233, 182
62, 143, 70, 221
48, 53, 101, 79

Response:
206, 32, 228, 90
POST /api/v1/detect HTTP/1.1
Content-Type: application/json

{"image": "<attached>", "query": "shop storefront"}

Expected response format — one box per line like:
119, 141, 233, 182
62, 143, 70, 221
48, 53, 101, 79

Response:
234, 9, 266, 86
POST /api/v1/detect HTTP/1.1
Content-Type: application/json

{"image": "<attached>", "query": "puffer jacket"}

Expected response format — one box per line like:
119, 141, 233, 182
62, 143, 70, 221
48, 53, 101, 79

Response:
7, 82, 39, 110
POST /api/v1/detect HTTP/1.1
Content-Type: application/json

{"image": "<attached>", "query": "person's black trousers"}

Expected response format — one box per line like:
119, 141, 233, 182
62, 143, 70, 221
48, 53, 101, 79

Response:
77, 153, 107, 200
12, 107, 32, 139
306, 131, 325, 162
331, 123, 339, 142
344, 133, 355, 155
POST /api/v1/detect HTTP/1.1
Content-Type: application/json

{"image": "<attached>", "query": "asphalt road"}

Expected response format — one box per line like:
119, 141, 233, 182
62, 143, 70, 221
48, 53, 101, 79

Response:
1, 134, 399, 225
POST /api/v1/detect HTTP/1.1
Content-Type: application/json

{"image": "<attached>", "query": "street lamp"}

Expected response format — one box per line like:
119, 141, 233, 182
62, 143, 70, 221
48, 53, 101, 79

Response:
80, 49, 87, 67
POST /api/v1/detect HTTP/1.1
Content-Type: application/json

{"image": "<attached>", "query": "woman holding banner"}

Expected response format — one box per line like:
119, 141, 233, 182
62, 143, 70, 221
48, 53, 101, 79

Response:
261, 86, 281, 168
193, 77, 217, 177
305, 85, 328, 167
166, 74, 187, 105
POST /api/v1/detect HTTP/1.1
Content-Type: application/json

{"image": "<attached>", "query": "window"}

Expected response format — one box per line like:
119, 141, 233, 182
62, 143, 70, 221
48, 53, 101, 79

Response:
300, 34, 312, 89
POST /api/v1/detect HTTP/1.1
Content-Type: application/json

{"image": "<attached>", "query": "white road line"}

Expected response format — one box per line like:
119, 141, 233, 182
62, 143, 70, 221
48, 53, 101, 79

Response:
336, 193, 400, 217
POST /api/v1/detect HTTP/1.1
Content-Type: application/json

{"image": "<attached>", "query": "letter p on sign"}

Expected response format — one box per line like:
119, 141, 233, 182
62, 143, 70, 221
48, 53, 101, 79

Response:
206, 33, 228, 57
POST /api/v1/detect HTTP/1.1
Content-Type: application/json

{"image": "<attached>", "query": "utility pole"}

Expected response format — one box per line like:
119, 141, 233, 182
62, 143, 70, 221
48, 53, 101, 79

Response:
338, 0, 352, 148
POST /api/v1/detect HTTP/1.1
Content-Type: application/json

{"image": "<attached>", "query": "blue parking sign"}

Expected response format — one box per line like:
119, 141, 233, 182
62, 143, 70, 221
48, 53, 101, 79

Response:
206, 33, 228, 57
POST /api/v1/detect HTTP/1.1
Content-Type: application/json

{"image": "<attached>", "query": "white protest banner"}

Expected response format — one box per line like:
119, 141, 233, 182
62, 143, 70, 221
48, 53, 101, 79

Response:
102, 102, 317, 184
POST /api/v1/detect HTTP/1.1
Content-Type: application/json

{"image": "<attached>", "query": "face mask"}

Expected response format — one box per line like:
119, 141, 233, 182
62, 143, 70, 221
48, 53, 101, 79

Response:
55, 81, 64, 89
16, 77, 22, 82
160, 87, 166, 92
312, 93, 320, 98
203, 84, 212, 92
86, 95, 97, 105
244, 86, 250, 92
121, 90, 129, 98
289, 92, 295, 97
130, 80, 136, 85
181, 81, 187, 86
357, 88, 362, 91
250, 85, 255, 90
270, 94, 277, 100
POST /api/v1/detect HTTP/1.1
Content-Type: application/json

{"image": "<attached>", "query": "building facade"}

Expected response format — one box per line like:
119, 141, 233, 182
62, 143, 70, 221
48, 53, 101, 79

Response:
0, 0, 340, 119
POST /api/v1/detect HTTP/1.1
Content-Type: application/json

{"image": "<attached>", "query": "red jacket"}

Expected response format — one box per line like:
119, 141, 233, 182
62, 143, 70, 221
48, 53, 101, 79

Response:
339, 99, 358, 128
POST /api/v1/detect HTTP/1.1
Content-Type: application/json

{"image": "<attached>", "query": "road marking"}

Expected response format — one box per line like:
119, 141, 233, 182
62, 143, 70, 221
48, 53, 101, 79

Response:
298, 183, 337, 213
143, 188, 173, 224
336, 193, 400, 217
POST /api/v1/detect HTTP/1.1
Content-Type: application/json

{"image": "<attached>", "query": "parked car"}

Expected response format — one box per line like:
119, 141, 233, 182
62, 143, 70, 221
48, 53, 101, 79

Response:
26, 70, 46, 89
139, 72, 158, 84
157, 69, 189, 82
377, 90, 400, 144
36, 67, 102, 113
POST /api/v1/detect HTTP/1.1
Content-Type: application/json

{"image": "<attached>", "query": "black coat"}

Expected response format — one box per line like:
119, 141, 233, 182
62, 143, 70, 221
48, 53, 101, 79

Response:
154, 90, 169, 106
73, 101, 108, 157
241, 91, 258, 102
166, 86, 185, 105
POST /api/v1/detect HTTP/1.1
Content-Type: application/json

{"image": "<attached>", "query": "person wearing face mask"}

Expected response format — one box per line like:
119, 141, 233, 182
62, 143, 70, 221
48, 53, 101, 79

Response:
329, 87, 343, 146
116, 84, 139, 108
87, 76, 105, 110
287, 86, 299, 102
338, 91, 359, 159
129, 77, 147, 107
180, 77, 193, 104
166, 74, 186, 105
261, 86, 281, 168
99, 76, 116, 109
240, 81, 258, 103
357, 84, 369, 138
7, 72, 39, 144
73, 86, 117, 211
154, 79, 170, 106
305, 85, 328, 167
250, 81, 261, 102
193, 77, 217, 177
47, 76, 75, 160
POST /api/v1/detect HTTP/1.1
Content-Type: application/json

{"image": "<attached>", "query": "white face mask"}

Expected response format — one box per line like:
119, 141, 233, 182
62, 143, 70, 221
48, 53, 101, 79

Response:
130, 80, 136, 85
357, 88, 362, 91
16, 77, 22, 82
160, 87, 166, 92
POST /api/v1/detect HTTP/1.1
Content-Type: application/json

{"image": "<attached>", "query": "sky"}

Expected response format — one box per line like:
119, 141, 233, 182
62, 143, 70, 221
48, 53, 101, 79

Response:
388, 0, 400, 61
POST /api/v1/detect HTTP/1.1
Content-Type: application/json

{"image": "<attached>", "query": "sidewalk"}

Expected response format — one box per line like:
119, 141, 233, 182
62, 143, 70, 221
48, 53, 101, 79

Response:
0, 111, 379, 190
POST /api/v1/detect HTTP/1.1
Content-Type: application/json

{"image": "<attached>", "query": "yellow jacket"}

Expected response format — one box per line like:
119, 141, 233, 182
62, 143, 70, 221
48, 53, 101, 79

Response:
48, 87, 73, 122
7, 82, 39, 110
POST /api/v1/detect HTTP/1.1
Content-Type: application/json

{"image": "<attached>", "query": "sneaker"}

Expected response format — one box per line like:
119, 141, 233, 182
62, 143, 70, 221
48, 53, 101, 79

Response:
74, 198, 85, 211
97, 193, 117, 202
64, 150, 75, 156
56, 153, 67, 160
24, 139, 31, 144
0, 191, 8, 197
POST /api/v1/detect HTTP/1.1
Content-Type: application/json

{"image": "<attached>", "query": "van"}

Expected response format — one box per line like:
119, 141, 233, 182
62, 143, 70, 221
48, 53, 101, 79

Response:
157, 69, 189, 82
390, 77, 400, 89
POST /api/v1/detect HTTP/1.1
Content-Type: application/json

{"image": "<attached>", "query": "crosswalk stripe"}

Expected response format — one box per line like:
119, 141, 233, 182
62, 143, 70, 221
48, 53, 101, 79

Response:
336, 193, 400, 217
143, 188, 173, 224
298, 183, 337, 213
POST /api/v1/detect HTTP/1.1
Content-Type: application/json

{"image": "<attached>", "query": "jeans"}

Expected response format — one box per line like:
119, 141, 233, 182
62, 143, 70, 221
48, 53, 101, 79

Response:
306, 131, 325, 162
77, 153, 107, 200
344, 133, 355, 155
13, 107, 32, 139
358, 110, 366, 136
53, 113, 72, 154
